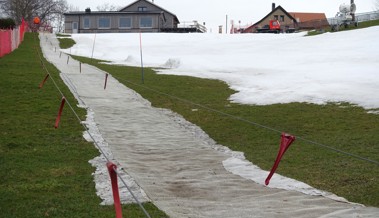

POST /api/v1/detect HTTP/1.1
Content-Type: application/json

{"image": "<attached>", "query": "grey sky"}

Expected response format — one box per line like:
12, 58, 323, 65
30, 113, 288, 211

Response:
66, 0, 377, 32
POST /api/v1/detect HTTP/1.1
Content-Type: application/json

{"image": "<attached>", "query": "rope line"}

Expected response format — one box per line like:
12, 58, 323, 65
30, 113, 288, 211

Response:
120, 78, 379, 167
34, 33, 151, 218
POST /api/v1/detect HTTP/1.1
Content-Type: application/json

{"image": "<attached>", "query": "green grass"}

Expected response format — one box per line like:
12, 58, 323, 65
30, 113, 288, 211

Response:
70, 53, 379, 207
307, 19, 379, 36
56, 33, 71, 38
0, 33, 168, 217
57, 37, 76, 49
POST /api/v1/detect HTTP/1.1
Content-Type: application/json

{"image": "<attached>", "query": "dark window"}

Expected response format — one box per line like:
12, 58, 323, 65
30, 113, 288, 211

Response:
138, 7, 147, 12
119, 17, 132, 28
274, 15, 279, 20
83, 17, 90, 29
99, 17, 110, 29
140, 17, 152, 28
280, 15, 285, 22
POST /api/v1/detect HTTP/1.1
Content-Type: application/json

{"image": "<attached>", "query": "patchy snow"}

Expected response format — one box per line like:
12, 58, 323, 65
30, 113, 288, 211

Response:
58, 67, 150, 205
83, 109, 150, 205
66, 26, 379, 110
59, 28, 379, 204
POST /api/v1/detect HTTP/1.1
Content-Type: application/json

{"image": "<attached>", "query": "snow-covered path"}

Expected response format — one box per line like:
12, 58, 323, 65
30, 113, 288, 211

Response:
40, 33, 379, 218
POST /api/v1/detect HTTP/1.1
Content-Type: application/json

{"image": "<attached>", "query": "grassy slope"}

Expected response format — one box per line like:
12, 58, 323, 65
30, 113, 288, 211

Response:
71, 53, 379, 207
60, 23, 379, 206
0, 33, 167, 217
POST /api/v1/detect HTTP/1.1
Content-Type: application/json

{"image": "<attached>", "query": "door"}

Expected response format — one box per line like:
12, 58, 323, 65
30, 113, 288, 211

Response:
72, 22, 78, 33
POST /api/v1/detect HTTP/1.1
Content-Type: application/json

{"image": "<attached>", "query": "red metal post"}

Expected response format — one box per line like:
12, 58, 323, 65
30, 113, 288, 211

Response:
265, 133, 296, 185
107, 162, 123, 218
54, 97, 66, 129
39, 73, 50, 89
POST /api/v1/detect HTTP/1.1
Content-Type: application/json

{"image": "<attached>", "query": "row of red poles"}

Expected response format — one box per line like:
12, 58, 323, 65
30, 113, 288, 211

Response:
38, 40, 296, 217
37, 48, 122, 217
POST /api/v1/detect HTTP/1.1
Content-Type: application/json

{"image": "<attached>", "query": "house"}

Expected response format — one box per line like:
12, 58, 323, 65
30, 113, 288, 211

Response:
289, 12, 329, 30
242, 3, 297, 33
242, 3, 328, 33
64, 0, 180, 33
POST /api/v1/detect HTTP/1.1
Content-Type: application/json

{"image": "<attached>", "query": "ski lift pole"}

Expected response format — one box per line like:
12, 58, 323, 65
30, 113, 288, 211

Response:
91, 33, 97, 62
139, 31, 144, 84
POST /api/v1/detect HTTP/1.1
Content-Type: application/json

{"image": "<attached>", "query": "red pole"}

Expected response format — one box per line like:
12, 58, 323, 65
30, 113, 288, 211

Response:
39, 73, 50, 89
54, 97, 66, 129
265, 133, 296, 185
104, 73, 109, 90
107, 162, 123, 218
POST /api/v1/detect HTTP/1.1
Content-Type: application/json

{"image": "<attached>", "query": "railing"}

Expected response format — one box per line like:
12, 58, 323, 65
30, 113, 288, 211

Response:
178, 21, 207, 33
328, 10, 379, 25
355, 10, 379, 22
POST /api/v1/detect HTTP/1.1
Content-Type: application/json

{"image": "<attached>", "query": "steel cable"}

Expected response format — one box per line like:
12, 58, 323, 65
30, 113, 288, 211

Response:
120, 78, 379, 167
34, 33, 151, 218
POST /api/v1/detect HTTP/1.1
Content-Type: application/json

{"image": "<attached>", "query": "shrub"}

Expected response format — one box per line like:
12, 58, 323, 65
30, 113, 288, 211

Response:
0, 18, 16, 29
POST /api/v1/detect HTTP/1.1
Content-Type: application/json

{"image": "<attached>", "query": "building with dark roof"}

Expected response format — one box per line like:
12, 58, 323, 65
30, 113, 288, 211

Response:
242, 3, 328, 33
64, 0, 181, 33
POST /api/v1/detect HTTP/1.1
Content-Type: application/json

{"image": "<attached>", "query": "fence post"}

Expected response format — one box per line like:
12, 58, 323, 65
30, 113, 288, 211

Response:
107, 162, 123, 218
54, 97, 66, 129
104, 73, 109, 90
39, 73, 50, 89
265, 133, 296, 185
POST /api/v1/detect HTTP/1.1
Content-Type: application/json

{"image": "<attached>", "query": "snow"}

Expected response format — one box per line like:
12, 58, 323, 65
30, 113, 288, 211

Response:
67, 26, 379, 111
60, 27, 379, 204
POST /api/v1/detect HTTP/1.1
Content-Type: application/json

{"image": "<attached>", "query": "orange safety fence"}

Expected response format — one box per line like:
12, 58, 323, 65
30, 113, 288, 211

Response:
0, 18, 28, 58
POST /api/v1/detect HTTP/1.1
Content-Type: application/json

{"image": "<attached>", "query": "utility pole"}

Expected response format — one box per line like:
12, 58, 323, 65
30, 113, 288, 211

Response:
225, 14, 228, 34
351, 0, 355, 21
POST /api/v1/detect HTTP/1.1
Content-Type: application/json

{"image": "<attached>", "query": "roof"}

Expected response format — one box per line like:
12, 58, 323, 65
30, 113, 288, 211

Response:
252, 5, 297, 26
289, 12, 327, 22
242, 5, 297, 33
63, 11, 162, 16
64, 0, 179, 23
119, 0, 179, 23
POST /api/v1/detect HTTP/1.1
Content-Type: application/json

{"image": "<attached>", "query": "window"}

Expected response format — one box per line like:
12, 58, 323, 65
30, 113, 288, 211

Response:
274, 15, 279, 20
140, 17, 152, 28
83, 17, 90, 29
280, 15, 285, 22
138, 7, 147, 12
119, 17, 132, 29
98, 17, 110, 29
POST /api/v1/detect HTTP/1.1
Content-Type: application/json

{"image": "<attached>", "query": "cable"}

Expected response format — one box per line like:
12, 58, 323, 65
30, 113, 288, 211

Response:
120, 78, 379, 167
34, 33, 151, 218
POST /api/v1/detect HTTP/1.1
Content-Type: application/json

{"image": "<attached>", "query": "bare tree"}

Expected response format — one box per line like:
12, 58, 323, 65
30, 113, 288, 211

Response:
0, 0, 68, 24
67, 4, 79, 12
52, 0, 68, 32
96, 3, 121, 11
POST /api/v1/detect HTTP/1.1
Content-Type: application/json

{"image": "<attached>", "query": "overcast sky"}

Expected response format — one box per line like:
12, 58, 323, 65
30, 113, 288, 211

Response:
65, 0, 378, 32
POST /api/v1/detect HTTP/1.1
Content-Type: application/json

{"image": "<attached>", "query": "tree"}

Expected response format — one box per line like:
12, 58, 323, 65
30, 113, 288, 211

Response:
96, 3, 121, 11
0, 0, 68, 24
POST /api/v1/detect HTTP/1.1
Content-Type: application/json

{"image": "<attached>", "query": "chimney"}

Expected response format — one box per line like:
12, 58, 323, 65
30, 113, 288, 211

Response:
85, 8, 91, 13
272, 3, 276, 11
